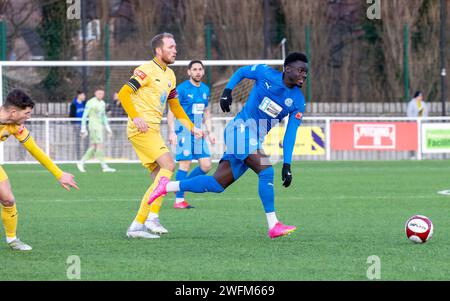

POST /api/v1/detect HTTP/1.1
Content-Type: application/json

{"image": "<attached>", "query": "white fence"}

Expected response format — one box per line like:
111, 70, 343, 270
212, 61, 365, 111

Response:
2, 117, 450, 164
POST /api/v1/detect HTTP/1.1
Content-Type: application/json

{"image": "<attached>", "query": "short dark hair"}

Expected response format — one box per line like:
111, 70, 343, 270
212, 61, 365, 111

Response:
414, 91, 422, 98
284, 52, 308, 67
4, 89, 35, 109
76, 90, 84, 95
188, 60, 204, 69
151, 32, 174, 55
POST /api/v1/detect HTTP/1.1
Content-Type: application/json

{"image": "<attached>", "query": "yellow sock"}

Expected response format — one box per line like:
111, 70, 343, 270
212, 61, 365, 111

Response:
149, 196, 164, 216
135, 169, 173, 224
1, 204, 18, 239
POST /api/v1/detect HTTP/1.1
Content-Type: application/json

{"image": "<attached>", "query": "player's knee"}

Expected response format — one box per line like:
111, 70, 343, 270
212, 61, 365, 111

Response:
163, 161, 176, 172
213, 175, 230, 191
0, 197, 15, 207
200, 161, 212, 173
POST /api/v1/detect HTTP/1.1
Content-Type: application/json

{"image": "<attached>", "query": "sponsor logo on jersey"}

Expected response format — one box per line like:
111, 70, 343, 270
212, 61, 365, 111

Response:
285, 98, 293, 107
18, 125, 25, 135
134, 70, 147, 80
259, 97, 283, 118
295, 112, 303, 120
192, 103, 205, 115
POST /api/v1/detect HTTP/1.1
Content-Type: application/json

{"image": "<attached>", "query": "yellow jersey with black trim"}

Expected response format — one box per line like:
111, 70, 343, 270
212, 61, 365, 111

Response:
127, 58, 177, 137
0, 123, 30, 143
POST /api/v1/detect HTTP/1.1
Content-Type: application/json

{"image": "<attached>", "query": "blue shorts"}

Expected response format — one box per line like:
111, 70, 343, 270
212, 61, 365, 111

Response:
175, 132, 211, 161
221, 120, 264, 180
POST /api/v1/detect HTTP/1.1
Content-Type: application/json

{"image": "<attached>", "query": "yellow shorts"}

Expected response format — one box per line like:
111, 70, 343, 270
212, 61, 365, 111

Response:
129, 129, 170, 172
0, 166, 8, 182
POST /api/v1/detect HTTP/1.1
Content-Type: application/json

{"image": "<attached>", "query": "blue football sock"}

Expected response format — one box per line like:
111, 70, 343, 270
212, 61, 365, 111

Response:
258, 167, 275, 213
187, 166, 207, 179
180, 175, 224, 193
175, 169, 188, 199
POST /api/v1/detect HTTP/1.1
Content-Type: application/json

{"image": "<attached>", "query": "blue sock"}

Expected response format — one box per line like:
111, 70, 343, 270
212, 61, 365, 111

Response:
258, 167, 275, 213
187, 166, 207, 179
180, 175, 224, 193
175, 169, 188, 199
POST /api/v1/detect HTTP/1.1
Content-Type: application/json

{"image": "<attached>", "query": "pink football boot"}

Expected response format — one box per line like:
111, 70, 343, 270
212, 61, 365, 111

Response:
173, 200, 194, 209
147, 176, 170, 205
268, 222, 297, 239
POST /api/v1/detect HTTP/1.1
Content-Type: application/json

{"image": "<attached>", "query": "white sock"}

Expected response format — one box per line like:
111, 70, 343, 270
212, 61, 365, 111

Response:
6, 236, 17, 243
101, 163, 109, 169
166, 181, 180, 192
148, 212, 158, 220
175, 197, 185, 204
266, 212, 278, 229
130, 220, 143, 230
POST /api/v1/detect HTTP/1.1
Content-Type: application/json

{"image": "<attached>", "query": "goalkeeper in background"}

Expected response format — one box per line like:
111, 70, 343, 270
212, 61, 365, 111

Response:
77, 88, 116, 173
0, 89, 78, 251
118, 32, 204, 239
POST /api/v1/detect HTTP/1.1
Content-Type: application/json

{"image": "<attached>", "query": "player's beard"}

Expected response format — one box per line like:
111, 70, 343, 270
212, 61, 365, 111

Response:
162, 53, 176, 65
192, 76, 202, 83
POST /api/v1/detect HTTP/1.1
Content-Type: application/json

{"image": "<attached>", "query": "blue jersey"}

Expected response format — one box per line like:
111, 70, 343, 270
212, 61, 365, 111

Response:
175, 80, 210, 131
72, 98, 86, 118
225, 64, 306, 164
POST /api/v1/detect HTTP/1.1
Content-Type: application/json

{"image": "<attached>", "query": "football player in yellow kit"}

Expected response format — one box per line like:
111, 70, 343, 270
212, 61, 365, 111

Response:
118, 33, 203, 238
0, 89, 78, 250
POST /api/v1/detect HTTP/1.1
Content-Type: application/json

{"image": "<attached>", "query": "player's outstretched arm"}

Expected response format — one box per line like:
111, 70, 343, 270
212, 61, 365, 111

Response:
221, 65, 267, 113
281, 112, 303, 187
58, 172, 79, 191
20, 133, 78, 190
225, 65, 264, 90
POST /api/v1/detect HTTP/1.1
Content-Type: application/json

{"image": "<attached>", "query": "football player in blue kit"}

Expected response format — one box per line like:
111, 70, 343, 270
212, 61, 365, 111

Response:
167, 60, 216, 209
148, 52, 308, 239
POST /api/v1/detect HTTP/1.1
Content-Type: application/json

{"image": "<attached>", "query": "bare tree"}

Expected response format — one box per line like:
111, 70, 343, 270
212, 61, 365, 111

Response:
207, 0, 265, 60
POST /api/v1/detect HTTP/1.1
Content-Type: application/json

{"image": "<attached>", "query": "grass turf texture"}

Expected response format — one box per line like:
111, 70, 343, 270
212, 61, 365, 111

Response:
0, 161, 449, 280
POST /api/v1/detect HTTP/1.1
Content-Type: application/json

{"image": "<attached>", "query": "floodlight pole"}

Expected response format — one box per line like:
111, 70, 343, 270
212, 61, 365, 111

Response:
440, 0, 447, 116
81, 0, 88, 95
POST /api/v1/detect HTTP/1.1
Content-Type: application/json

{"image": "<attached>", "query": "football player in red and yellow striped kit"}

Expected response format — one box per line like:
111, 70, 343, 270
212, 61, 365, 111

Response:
0, 89, 78, 251
118, 33, 204, 239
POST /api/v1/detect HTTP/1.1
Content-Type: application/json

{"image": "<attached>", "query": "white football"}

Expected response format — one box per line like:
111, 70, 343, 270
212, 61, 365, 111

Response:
405, 215, 433, 244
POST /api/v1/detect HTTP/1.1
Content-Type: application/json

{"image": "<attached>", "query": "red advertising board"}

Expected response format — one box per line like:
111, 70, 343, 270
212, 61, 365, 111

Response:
331, 122, 418, 151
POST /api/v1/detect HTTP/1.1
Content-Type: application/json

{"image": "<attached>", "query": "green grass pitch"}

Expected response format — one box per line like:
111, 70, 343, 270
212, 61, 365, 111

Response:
1, 160, 450, 280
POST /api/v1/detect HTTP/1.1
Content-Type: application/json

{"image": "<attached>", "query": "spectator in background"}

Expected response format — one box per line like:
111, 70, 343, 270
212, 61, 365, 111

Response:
69, 90, 86, 121
109, 92, 127, 117
69, 90, 86, 159
407, 91, 428, 159
407, 91, 428, 118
